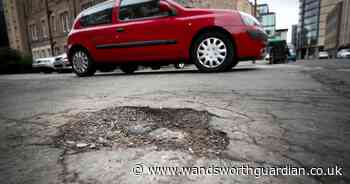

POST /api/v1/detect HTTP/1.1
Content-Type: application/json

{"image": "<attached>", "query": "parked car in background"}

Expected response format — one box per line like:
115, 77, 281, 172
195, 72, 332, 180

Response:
67, 0, 267, 77
337, 49, 350, 59
32, 54, 72, 73
53, 54, 72, 72
318, 51, 329, 59
32, 57, 56, 74
287, 48, 296, 62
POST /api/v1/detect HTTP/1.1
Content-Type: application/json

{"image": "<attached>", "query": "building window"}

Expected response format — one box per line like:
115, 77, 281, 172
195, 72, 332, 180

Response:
29, 24, 38, 41
46, 49, 51, 57
54, 47, 60, 55
42, 19, 48, 38
50, 14, 56, 33
60, 11, 70, 33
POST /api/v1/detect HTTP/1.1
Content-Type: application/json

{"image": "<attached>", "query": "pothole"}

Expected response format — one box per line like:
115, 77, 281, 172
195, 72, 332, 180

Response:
54, 106, 229, 157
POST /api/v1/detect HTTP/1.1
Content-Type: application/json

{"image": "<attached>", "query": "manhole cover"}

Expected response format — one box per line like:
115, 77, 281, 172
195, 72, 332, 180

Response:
55, 107, 229, 157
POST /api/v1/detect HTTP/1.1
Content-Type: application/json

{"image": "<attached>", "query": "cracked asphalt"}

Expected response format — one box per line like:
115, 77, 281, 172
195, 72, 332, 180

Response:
0, 59, 349, 184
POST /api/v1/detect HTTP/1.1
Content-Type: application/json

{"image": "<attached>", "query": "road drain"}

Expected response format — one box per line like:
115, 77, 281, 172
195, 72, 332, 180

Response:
54, 106, 229, 157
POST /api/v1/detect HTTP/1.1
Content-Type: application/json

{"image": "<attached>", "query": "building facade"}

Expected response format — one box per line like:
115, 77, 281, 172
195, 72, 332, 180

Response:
291, 24, 298, 47
338, 0, 350, 49
318, 0, 342, 49
297, 0, 342, 59
275, 29, 288, 41
25, 0, 105, 59
3, 0, 30, 54
0, 0, 9, 47
186, 0, 254, 15
257, 4, 276, 37
325, 0, 350, 56
297, 0, 320, 59
324, 1, 342, 57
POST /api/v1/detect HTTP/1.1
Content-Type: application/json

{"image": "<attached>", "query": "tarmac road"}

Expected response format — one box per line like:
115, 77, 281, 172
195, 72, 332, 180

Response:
0, 59, 349, 184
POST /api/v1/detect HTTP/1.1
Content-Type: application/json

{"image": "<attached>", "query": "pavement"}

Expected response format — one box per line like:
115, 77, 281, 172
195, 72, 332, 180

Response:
0, 59, 349, 184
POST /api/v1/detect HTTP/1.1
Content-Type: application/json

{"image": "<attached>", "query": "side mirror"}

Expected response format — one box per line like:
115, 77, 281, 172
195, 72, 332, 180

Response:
159, 1, 177, 16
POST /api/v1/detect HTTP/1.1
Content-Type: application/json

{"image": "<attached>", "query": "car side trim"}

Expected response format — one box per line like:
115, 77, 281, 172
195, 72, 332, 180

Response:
96, 40, 177, 49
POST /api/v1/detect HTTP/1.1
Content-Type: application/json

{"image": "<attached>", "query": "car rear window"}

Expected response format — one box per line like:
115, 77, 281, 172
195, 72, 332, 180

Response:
80, 0, 114, 27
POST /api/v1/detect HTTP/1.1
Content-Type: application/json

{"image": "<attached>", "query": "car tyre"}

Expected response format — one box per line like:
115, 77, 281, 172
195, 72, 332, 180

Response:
192, 32, 235, 72
120, 64, 138, 74
71, 49, 96, 77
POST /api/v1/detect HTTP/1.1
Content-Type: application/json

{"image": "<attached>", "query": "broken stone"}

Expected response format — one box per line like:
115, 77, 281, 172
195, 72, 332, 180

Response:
66, 141, 75, 145
98, 137, 107, 144
149, 128, 186, 142
127, 124, 154, 134
55, 107, 229, 157
76, 143, 89, 148
89, 143, 96, 149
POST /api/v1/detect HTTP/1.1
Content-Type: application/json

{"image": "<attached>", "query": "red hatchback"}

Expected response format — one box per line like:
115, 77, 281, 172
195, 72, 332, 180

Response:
67, 0, 267, 76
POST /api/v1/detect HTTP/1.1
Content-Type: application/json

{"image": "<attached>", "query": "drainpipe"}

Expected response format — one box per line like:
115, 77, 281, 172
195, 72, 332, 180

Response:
45, 0, 54, 56
254, 0, 257, 17
21, 0, 32, 56
73, 0, 77, 17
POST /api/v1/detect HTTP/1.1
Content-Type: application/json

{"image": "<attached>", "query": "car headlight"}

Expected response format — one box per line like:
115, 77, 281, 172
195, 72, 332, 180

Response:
239, 12, 261, 27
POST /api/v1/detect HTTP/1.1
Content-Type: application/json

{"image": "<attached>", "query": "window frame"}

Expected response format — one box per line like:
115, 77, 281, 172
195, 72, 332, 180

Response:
117, 0, 176, 23
79, 1, 115, 28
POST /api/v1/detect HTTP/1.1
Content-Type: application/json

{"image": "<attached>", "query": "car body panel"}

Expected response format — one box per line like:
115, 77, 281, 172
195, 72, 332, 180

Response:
67, 0, 267, 65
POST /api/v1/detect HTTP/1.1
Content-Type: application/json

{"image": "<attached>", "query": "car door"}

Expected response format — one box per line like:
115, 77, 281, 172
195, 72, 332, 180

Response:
94, 0, 186, 63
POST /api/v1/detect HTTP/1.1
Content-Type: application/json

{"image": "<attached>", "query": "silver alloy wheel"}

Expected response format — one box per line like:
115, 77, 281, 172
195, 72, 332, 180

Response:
197, 37, 227, 68
72, 51, 89, 73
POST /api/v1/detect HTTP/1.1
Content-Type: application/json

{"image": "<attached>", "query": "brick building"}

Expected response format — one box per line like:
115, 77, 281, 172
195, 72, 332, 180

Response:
187, 0, 254, 14
25, 0, 105, 59
325, 0, 350, 57
0, 0, 9, 47
3, 0, 30, 54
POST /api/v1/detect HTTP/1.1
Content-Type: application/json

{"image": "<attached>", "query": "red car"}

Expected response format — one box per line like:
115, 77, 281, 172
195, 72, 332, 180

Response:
67, 0, 267, 77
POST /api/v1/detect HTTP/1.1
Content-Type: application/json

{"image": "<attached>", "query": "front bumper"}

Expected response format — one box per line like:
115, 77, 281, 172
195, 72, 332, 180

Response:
32, 63, 55, 69
54, 63, 72, 70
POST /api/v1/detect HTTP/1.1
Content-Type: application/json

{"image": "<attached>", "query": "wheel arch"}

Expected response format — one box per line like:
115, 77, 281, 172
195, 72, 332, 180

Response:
68, 44, 91, 63
189, 26, 237, 63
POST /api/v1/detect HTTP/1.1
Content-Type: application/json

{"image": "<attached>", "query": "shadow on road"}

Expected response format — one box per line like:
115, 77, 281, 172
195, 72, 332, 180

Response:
90, 67, 260, 78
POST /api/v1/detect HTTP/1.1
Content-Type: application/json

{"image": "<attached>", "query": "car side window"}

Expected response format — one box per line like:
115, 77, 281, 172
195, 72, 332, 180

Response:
80, 1, 114, 27
119, 0, 169, 21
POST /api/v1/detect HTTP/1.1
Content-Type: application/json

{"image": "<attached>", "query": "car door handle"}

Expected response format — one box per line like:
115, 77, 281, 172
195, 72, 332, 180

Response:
116, 28, 124, 33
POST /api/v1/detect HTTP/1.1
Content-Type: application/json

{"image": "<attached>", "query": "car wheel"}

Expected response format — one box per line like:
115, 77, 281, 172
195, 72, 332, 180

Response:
71, 49, 96, 77
175, 62, 185, 69
192, 32, 235, 72
120, 64, 138, 74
